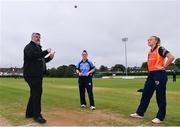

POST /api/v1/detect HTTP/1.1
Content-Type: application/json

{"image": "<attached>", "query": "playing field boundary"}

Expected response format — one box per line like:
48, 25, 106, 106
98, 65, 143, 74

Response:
102, 76, 147, 79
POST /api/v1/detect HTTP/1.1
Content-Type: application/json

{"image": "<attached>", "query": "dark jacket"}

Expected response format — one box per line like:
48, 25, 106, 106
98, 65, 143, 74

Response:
23, 41, 52, 77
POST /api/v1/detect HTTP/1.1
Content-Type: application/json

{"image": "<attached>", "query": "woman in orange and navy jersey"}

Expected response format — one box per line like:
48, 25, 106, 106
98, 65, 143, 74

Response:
130, 36, 175, 124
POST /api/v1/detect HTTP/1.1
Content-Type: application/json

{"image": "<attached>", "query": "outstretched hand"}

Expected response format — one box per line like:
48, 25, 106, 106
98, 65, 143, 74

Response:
47, 48, 52, 53
50, 51, 55, 59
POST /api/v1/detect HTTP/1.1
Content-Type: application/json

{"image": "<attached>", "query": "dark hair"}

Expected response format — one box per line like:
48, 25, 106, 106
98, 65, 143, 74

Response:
82, 50, 88, 54
32, 32, 41, 38
152, 36, 161, 46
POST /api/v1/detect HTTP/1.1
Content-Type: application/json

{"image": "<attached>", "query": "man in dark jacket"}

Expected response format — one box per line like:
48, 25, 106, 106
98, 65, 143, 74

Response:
23, 33, 55, 124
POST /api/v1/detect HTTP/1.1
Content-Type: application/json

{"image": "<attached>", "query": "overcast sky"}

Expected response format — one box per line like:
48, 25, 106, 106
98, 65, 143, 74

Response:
0, 0, 180, 68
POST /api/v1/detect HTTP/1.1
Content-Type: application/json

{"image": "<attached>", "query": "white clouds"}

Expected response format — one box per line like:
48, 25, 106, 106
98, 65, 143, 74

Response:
0, 0, 179, 68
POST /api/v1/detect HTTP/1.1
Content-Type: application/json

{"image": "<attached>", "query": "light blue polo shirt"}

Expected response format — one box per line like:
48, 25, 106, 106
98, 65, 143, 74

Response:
76, 60, 95, 76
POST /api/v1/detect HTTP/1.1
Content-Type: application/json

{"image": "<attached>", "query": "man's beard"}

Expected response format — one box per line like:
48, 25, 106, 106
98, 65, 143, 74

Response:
36, 41, 40, 45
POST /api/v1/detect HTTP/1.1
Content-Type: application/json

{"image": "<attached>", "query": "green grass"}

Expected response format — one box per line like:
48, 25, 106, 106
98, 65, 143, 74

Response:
0, 77, 180, 125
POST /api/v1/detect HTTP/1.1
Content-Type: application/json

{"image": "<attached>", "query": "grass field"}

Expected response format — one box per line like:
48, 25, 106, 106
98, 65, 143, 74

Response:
0, 77, 180, 126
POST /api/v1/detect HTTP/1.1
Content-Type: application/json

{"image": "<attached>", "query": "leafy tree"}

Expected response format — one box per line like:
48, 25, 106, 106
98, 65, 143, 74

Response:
48, 68, 57, 77
141, 62, 148, 70
174, 58, 180, 69
99, 65, 108, 72
166, 63, 178, 70
55, 65, 76, 77
66, 64, 76, 77
111, 64, 125, 72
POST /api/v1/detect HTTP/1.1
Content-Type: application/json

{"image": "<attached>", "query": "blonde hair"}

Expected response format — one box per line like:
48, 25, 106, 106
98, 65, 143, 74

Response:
152, 36, 161, 46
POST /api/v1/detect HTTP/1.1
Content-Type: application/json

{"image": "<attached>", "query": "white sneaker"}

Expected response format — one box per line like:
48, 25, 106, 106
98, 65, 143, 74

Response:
152, 118, 162, 124
90, 106, 96, 110
130, 113, 144, 119
81, 104, 86, 108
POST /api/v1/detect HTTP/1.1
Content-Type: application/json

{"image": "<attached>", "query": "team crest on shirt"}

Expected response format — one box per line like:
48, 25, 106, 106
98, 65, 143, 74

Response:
85, 63, 90, 68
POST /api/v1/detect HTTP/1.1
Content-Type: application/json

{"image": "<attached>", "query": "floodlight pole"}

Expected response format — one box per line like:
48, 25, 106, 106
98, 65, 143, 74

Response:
122, 37, 128, 76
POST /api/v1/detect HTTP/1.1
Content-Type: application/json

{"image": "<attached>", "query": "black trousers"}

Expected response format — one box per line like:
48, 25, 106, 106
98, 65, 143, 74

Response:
136, 70, 167, 121
78, 76, 95, 106
24, 77, 43, 118
173, 75, 176, 82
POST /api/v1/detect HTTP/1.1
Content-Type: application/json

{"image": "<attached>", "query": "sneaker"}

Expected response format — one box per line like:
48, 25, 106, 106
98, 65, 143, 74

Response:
90, 106, 96, 110
130, 113, 143, 119
81, 104, 86, 108
152, 118, 162, 124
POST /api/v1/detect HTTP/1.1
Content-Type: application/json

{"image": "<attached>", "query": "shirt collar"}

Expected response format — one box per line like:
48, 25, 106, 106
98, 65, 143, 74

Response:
81, 59, 88, 63
151, 45, 158, 52
30, 41, 42, 48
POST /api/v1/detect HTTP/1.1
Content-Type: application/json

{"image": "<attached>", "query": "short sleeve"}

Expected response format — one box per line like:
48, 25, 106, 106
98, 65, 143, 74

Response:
89, 60, 95, 69
76, 62, 80, 70
158, 47, 169, 58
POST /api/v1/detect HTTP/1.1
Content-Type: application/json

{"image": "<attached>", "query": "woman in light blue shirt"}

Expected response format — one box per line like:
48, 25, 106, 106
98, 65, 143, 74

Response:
76, 50, 96, 110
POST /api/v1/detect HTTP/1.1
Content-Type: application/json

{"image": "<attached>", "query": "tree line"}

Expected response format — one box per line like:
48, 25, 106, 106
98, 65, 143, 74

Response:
45, 58, 180, 77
